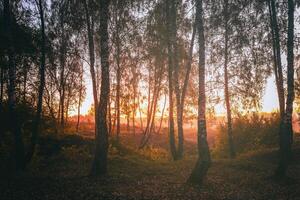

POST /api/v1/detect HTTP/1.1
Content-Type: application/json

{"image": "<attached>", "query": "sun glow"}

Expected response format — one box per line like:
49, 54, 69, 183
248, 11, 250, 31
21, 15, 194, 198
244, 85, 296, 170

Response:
70, 74, 279, 118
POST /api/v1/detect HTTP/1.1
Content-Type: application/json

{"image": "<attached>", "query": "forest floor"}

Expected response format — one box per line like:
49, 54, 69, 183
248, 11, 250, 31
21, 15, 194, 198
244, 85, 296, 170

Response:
1, 130, 300, 200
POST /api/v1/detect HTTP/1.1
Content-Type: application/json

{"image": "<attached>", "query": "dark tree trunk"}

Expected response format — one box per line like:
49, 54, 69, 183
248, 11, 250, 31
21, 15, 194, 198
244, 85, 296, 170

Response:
157, 93, 167, 134
76, 95, 81, 133
139, 60, 163, 148
115, 4, 121, 143
166, 0, 177, 160
0, 60, 4, 107
138, 93, 144, 130
127, 114, 130, 132
180, 16, 196, 119
132, 98, 136, 135
149, 86, 161, 136
170, 0, 184, 160
4, 0, 25, 171
167, 0, 196, 160
108, 94, 112, 135
223, 0, 235, 159
59, 73, 65, 131
140, 67, 155, 143
146, 67, 151, 126
115, 51, 121, 140
116, 61, 120, 139
188, 0, 211, 185
176, 14, 197, 158
0, 56, 3, 142
139, 86, 160, 149
91, 0, 110, 176
76, 65, 83, 133
275, 0, 295, 179
57, 99, 61, 125
45, 87, 58, 133
112, 104, 116, 134
25, 0, 47, 164
59, 66, 65, 131
144, 66, 153, 135
65, 85, 71, 124
269, 0, 285, 118
59, 11, 66, 132
268, 1, 280, 111
83, 0, 98, 138
132, 69, 137, 135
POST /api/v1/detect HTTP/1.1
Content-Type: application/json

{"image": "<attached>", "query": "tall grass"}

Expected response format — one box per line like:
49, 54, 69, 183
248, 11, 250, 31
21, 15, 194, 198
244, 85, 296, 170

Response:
213, 112, 280, 158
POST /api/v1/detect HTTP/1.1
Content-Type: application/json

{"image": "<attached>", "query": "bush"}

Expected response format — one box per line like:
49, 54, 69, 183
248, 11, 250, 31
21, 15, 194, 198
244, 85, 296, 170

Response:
137, 145, 169, 161
61, 145, 92, 161
213, 112, 280, 158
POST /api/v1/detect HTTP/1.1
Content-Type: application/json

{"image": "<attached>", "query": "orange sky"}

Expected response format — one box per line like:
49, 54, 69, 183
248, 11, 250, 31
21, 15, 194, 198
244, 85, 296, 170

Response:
69, 71, 279, 116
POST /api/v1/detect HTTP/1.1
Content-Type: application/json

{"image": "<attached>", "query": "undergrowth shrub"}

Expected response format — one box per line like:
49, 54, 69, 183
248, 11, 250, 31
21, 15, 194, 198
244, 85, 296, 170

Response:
109, 137, 168, 161
61, 145, 92, 161
138, 145, 169, 160
213, 112, 280, 158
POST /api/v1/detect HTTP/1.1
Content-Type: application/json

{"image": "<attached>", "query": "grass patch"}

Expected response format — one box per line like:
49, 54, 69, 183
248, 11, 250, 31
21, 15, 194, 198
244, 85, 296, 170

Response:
1, 133, 300, 199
